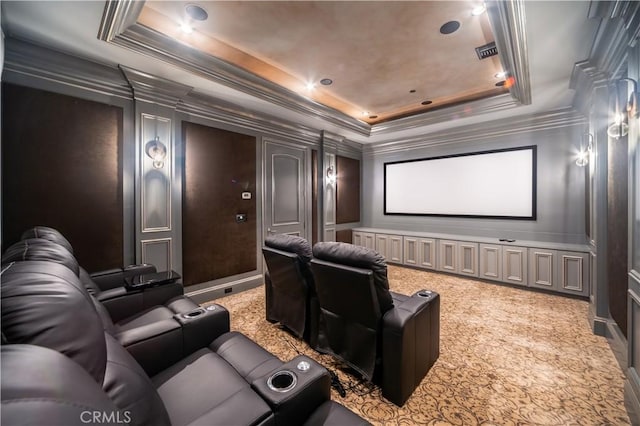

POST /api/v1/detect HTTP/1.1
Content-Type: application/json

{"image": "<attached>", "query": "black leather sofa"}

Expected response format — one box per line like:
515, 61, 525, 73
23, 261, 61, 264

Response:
20, 226, 184, 322
2, 238, 216, 376
310, 242, 440, 407
262, 234, 319, 347
1, 243, 369, 425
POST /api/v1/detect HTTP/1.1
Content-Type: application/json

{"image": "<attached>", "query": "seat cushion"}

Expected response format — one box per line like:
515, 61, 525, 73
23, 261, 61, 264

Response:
102, 334, 171, 426
152, 348, 273, 426
210, 331, 283, 383
313, 242, 394, 313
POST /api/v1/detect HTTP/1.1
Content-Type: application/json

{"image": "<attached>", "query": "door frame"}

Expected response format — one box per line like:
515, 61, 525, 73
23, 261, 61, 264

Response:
261, 138, 312, 243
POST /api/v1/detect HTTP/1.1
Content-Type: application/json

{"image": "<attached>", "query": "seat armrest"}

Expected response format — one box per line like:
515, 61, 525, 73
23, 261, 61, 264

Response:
116, 319, 184, 376
252, 355, 331, 426
381, 290, 440, 406
100, 283, 184, 323
173, 304, 231, 355
90, 264, 156, 290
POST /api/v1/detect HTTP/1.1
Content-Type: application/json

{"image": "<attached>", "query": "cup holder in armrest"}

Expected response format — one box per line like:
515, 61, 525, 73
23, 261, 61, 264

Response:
267, 370, 297, 393
181, 308, 206, 319
415, 290, 438, 300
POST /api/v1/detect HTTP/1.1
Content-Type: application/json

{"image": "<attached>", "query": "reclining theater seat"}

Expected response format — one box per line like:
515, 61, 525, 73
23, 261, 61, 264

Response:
262, 234, 319, 346
21, 226, 184, 322
310, 242, 441, 407
1, 259, 371, 425
1, 239, 225, 376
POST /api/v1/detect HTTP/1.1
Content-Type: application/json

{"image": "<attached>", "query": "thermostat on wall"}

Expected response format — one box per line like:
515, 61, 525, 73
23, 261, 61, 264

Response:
242, 192, 252, 200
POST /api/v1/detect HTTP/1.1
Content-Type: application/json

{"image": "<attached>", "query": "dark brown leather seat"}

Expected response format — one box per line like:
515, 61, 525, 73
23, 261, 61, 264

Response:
262, 234, 319, 347
1, 253, 370, 425
310, 242, 440, 407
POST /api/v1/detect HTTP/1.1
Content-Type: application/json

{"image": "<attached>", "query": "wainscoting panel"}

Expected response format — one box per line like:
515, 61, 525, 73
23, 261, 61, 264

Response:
141, 238, 171, 272
141, 113, 172, 232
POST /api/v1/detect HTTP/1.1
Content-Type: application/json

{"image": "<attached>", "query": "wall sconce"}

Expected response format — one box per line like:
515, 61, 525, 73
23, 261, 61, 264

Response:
576, 133, 593, 167
607, 77, 638, 139
326, 165, 337, 185
145, 136, 167, 169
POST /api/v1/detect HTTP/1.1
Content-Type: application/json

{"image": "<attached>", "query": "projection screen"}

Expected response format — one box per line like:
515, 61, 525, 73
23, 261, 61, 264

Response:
384, 146, 536, 219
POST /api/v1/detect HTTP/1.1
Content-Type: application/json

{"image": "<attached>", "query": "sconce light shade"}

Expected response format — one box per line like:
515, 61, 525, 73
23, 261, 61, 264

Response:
608, 77, 638, 139
326, 165, 337, 184
145, 137, 167, 169
576, 133, 593, 167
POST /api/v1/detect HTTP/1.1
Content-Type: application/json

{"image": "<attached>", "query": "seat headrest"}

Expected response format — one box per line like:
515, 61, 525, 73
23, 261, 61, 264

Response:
2, 239, 79, 277
1, 261, 107, 384
313, 242, 393, 312
1, 345, 119, 425
265, 234, 312, 263
20, 226, 74, 254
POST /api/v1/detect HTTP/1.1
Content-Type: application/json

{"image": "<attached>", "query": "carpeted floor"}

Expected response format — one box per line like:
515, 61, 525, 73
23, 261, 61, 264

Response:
207, 265, 630, 425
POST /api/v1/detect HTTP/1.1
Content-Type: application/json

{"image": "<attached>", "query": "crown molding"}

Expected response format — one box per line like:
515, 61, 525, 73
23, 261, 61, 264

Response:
98, 0, 531, 138
2, 37, 132, 100
369, 94, 519, 136
570, 60, 610, 116
587, 0, 640, 78
120, 65, 193, 108
363, 108, 585, 156
486, 0, 532, 106
98, 5, 371, 136
179, 91, 322, 147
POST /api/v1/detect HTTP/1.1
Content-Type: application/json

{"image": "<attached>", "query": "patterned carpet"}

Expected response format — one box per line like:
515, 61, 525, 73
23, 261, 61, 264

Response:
206, 266, 630, 425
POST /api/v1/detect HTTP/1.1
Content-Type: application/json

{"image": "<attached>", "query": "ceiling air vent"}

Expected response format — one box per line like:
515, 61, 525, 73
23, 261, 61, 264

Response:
475, 42, 498, 60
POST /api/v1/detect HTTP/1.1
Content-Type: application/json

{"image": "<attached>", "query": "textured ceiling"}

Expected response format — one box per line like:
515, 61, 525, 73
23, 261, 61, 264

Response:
140, 1, 509, 124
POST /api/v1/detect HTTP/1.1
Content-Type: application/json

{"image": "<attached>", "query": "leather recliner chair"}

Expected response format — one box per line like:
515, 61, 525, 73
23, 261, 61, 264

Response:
20, 226, 183, 322
262, 234, 319, 347
2, 238, 225, 376
0, 259, 370, 426
310, 242, 440, 407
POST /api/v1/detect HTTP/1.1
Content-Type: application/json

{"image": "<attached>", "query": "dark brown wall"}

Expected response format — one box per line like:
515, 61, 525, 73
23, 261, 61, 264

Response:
336, 155, 361, 224
182, 122, 257, 286
607, 137, 628, 337
336, 230, 353, 244
2, 83, 123, 272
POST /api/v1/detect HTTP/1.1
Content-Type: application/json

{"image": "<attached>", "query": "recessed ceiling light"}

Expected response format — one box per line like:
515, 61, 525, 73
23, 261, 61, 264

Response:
369, 115, 378, 119
495, 80, 506, 87
185, 4, 208, 21
421, 100, 433, 106
471, 5, 486, 16
180, 22, 193, 34
440, 21, 460, 35
305, 82, 316, 91
494, 71, 507, 79
409, 89, 416, 93
362, 111, 370, 116
320, 78, 333, 86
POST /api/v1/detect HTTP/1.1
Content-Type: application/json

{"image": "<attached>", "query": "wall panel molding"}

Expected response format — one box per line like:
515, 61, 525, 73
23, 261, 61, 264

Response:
3, 37, 132, 100
364, 108, 585, 156
141, 237, 172, 272
141, 114, 172, 232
